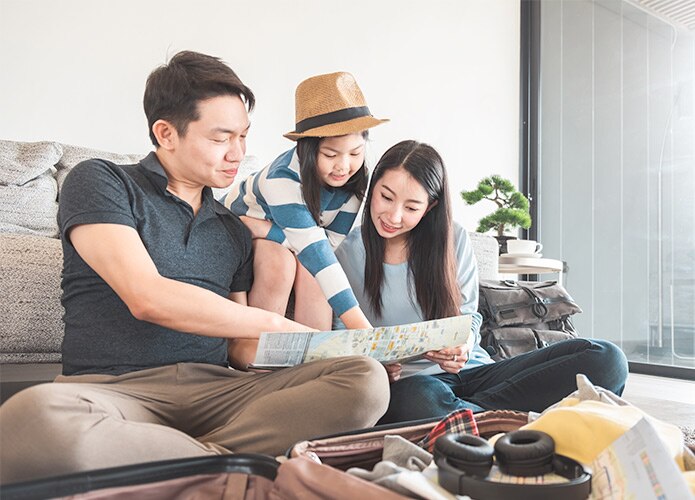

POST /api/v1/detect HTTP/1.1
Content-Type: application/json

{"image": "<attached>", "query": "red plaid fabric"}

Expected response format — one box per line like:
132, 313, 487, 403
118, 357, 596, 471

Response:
417, 408, 479, 454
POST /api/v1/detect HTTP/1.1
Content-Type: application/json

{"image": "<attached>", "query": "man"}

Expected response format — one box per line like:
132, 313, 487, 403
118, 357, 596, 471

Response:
0, 51, 389, 484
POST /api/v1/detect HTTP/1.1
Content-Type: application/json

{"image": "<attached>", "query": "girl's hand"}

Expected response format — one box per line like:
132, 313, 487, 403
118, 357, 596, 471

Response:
239, 216, 272, 240
424, 344, 469, 374
339, 307, 372, 330
384, 363, 402, 383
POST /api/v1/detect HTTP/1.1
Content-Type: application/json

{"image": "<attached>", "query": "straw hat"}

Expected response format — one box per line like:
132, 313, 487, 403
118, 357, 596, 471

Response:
284, 72, 389, 140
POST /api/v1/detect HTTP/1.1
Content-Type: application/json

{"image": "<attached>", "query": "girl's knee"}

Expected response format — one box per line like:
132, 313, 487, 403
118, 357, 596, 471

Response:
255, 240, 294, 266
253, 240, 296, 286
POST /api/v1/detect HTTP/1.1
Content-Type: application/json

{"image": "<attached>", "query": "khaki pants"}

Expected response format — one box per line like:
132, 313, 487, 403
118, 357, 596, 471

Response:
0, 357, 389, 484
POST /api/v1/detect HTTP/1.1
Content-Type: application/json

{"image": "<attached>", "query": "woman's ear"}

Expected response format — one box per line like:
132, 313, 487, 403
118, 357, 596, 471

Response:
151, 120, 178, 150
426, 200, 439, 214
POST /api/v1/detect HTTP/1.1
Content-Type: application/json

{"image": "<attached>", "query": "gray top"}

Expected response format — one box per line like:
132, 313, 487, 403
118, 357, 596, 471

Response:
58, 152, 253, 376
335, 222, 493, 375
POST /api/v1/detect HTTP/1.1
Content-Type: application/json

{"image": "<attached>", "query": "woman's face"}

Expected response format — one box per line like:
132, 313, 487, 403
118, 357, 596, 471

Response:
316, 133, 366, 187
370, 167, 431, 243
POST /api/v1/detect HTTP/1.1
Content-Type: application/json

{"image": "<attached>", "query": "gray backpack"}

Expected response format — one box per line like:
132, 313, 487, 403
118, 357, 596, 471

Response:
478, 280, 583, 361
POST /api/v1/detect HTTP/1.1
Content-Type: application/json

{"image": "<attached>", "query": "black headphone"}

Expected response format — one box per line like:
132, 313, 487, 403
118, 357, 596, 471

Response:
434, 429, 591, 500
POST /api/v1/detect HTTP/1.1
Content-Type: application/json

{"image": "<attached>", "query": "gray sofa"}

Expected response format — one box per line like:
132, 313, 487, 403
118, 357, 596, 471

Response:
0, 138, 499, 402
0, 140, 148, 401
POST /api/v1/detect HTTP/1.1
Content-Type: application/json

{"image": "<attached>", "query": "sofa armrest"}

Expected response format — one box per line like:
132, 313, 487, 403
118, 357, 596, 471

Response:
0, 234, 64, 365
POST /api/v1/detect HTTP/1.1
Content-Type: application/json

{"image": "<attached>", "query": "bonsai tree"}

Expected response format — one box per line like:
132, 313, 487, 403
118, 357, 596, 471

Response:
461, 175, 531, 237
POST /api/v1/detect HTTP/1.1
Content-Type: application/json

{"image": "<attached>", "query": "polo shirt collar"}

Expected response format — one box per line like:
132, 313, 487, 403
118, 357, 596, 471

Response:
140, 151, 170, 191
140, 151, 222, 214
212, 198, 231, 215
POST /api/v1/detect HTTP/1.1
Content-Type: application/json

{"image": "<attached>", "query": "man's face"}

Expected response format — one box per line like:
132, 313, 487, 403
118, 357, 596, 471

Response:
174, 95, 250, 188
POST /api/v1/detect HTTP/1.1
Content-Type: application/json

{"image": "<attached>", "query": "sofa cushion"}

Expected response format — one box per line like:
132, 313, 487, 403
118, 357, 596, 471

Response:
0, 176, 60, 237
56, 144, 146, 191
0, 234, 64, 363
0, 140, 62, 185
0, 140, 63, 238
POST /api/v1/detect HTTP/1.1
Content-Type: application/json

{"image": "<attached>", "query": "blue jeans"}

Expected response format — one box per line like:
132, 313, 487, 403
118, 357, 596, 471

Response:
378, 339, 628, 424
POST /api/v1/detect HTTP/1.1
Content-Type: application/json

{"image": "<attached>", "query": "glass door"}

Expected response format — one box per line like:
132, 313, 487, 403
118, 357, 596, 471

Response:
536, 0, 695, 370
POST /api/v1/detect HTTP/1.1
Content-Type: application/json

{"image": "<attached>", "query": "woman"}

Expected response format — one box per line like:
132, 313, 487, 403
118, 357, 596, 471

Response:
336, 140, 628, 423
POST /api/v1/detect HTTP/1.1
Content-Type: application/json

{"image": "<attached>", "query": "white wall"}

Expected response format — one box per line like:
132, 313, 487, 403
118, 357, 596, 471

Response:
0, 0, 520, 230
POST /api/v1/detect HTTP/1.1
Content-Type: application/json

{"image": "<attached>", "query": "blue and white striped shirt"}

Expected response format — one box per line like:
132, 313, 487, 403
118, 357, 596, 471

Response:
223, 148, 361, 316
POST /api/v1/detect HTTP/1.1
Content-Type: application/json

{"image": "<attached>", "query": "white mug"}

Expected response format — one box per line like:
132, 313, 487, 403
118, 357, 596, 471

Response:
506, 239, 543, 255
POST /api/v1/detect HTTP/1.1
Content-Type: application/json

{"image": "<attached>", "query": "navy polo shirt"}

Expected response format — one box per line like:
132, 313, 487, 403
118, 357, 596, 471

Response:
58, 152, 253, 376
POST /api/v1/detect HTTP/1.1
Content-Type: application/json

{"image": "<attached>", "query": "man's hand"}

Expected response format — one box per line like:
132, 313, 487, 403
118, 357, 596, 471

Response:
384, 363, 402, 383
424, 344, 470, 374
240, 216, 272, 240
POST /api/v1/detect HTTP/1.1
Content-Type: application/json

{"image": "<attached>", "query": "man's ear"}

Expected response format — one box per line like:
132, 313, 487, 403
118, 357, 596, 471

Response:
152, 120, 178, 150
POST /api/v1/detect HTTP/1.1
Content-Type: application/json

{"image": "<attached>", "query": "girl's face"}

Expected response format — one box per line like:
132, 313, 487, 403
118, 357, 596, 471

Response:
370, 167, 431, 244
316, 133, 366, 187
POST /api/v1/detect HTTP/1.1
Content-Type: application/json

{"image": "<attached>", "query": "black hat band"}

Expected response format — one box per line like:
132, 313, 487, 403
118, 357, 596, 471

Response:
294, 106, 371, 133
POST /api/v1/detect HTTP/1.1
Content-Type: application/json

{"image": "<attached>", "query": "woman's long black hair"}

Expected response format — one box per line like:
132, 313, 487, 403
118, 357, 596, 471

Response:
361, 140, 460, 320
295, 131, 369, 224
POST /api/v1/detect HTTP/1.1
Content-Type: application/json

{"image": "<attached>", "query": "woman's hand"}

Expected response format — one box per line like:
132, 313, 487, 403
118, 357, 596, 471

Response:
240, 216, 272, 240
384, 363, 402, 383
424, 344, 470, 374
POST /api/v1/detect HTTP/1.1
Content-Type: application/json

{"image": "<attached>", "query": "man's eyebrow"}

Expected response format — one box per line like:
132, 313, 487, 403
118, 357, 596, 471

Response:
211, 123, 251, 134
381, 184, 427, 204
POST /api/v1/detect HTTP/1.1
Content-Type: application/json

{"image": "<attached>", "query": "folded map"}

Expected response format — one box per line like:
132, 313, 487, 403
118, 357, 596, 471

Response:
249, 315, 472, 369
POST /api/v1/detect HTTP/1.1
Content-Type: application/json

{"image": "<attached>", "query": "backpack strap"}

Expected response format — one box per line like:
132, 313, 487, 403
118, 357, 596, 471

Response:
515, 283, 549, 320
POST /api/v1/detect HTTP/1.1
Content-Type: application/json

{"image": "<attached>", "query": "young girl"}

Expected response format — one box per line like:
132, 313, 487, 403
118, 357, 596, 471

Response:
224, 72, 388, 367
335, 140, 628, 423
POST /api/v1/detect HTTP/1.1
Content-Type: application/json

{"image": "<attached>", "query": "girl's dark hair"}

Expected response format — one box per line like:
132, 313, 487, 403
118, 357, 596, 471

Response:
144, 51, 255, 147
296, 131, 369, 224
361, 140, 460, 320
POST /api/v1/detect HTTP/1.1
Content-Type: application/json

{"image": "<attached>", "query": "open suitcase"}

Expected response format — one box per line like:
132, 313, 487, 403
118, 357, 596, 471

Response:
288, 409, 529, 471
286, 409, 597, 500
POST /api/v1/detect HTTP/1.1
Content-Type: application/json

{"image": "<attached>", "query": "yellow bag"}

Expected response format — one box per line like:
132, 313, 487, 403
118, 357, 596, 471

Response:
522, 374, 694, 496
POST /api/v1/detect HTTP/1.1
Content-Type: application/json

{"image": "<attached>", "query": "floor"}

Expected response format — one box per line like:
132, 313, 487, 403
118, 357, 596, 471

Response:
621, 372, 695, 428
